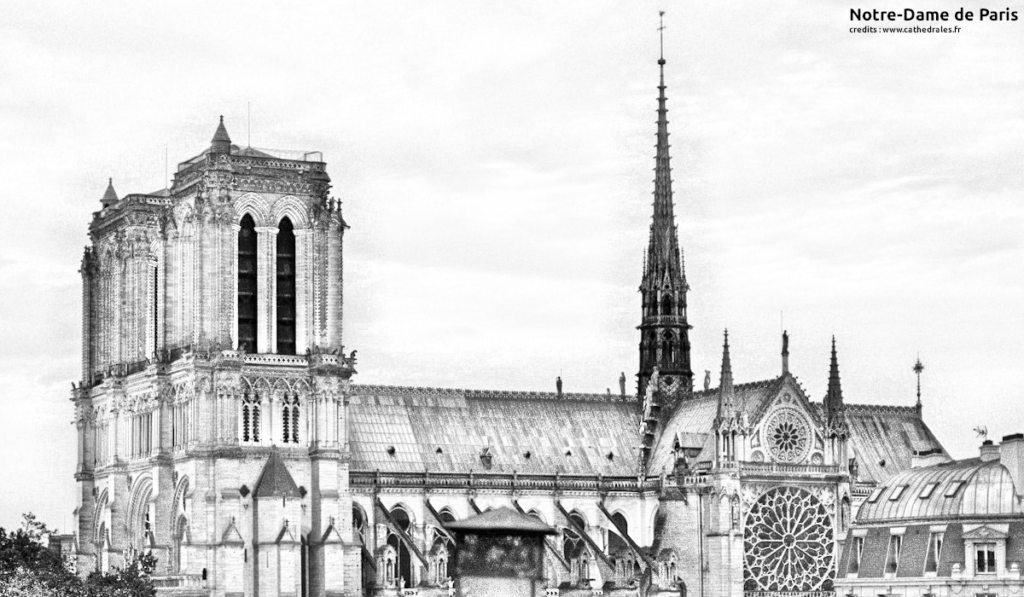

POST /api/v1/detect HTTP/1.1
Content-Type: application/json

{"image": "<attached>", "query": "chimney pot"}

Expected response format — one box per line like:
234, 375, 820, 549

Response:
999, 433, 1024, 498
980, 440, 1000, 462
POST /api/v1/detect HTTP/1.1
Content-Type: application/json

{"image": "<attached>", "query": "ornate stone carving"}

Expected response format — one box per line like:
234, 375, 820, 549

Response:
763, 407, 811, 463
743, 486, 834, 592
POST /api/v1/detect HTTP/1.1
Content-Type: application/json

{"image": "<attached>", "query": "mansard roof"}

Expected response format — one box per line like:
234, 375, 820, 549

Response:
836, 402, 946, 485
347, 384, 641, 477
253, 450, 301, 498
856, 458, 1022, 523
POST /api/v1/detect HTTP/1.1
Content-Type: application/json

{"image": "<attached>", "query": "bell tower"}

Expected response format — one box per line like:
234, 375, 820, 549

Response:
638, 15, 693, 398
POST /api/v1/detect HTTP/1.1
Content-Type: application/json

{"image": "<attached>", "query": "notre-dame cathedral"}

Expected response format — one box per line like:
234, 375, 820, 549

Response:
71, 51, 949, 597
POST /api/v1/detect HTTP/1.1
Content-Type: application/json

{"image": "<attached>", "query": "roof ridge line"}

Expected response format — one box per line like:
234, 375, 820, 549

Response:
349, 383, 633, 403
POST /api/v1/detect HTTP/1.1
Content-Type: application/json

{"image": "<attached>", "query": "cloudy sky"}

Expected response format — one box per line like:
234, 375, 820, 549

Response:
0, 0, 1021, 531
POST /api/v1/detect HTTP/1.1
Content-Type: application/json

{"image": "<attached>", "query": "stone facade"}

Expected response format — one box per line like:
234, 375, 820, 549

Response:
72, 58, 953, 597
72, 126, 358, 596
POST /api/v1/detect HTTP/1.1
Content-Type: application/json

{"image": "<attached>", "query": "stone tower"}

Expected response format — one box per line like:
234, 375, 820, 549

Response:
72, 118, 359, 596
638, 50, 693, 398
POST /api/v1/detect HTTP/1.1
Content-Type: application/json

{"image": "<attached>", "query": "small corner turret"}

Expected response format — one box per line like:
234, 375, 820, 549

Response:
210, 115, 231, 154
99, 178, 118, 208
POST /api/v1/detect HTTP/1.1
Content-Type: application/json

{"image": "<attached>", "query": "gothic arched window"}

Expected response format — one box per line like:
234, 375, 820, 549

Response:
352, 505, 366, 545
389, 507, 412, 589
238, 215, 258, 353
609, 512, 629, 558
662, 331, 676, 365
242, 393, 260, 443
276, 217, 296, 355
661, 294, 674, 316
282, 395, 300, 444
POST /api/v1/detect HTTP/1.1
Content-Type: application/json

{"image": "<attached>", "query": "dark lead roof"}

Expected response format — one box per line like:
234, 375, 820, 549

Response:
253, 451, 301, 498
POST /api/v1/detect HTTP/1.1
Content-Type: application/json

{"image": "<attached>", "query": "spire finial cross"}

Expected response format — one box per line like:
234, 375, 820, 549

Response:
913, 355, 924, 407
658, 11, 666, 61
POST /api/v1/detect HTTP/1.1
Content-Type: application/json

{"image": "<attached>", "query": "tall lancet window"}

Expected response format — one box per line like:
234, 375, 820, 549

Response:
276, 217, 296, 355
242, 393, 260, 443
282, 395, 300, 444
662, 331, 675, 365
238, 215, 258, 353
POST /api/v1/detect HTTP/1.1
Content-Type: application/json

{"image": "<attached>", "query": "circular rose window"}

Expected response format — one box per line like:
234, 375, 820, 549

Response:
764, 408, 811, 463
744, 486, 834, 592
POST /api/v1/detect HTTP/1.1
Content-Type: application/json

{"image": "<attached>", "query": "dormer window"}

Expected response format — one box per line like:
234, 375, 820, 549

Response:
889, 485, 907, 500
919, 482, 939, 499
866, 486, 885, 503
885, 534, 902, 574
945, 480, 966, 497
976, 542, 996, 574
925, 531, 943, 573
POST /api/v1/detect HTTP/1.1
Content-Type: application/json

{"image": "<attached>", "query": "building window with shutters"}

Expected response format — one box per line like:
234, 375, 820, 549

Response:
885, 534, 902, 575
925, 531, 943, 574
848, 535, 864, 574
975, 542, 996, 574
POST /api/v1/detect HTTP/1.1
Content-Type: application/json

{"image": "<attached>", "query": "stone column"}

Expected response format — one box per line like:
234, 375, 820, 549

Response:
231, 224, 240, 350
256, 227, 277, 353
295, 228, 311, 354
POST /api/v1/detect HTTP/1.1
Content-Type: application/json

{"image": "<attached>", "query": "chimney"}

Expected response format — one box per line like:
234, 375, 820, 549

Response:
1000, 433, 1024, 498
619, 372, 626, 397
556, 376, 563, 397
979, 439, 1000, 462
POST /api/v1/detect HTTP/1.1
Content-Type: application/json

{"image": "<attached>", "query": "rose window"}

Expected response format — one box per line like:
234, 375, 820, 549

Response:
764, 408, 810, 463
743, 486, 834, 592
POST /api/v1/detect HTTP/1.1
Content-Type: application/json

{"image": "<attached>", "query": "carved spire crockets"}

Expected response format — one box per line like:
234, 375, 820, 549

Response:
211, 115, 231, 154
823, 337, 849, 439
824, 336, 843, 415
714, 330, 745, 464
100, 178, 118, 208
638, 37, 692, 399
715, 330, 740, 428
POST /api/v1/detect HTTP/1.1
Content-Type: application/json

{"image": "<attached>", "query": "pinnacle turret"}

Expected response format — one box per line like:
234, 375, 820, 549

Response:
211, 115, 232, 154
100, 178, 118, 208
716, 330, 735, 420
824, 336, 844, 416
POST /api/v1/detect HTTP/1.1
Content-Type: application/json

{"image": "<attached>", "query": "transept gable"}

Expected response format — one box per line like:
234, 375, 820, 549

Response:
747, 375, 823, 429
747, 376, 827, 466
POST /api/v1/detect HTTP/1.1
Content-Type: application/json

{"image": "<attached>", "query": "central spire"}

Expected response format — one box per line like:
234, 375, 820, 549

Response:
637, 12, 693, 399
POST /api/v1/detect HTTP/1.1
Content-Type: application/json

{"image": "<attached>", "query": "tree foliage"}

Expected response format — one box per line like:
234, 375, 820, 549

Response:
0, 514, 156, 597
